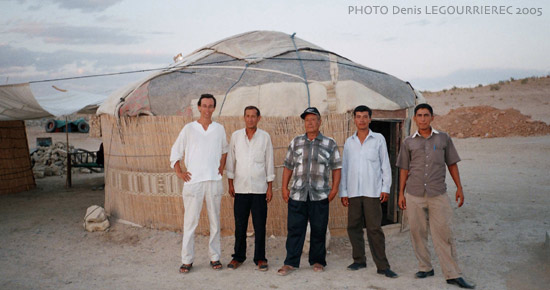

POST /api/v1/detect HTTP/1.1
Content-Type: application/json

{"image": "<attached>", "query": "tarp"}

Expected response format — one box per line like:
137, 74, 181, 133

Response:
98, 30, 422, 118
0, 83, 51, 120
0, 83, 107, 121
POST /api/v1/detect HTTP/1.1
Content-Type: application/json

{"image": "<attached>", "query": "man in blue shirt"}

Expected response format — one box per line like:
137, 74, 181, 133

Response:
339, 105, 398, 278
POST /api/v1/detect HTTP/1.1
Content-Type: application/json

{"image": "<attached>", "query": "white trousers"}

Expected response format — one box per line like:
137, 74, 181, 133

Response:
181, 180, 223, 264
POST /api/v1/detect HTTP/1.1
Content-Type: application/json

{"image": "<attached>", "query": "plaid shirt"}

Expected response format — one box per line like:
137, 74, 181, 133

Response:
284, 133, 342, 201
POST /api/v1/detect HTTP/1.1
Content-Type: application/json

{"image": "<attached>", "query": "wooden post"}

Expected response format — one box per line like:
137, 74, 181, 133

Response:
65, 116, 72, 188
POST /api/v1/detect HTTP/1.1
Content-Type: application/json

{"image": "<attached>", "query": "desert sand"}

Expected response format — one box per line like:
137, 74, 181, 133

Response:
1, 78, 549, 290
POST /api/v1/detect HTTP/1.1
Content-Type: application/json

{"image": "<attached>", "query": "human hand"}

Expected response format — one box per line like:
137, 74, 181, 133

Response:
341, 197, 349, 207
398, 193, 406, 210
380, 192, 389, 203
282, 188, 290, 203
228, 183, 235, 197
177, 171, 192, 182
456, 187, 464, 207
328, 189, 338, 202
266, 188, 273, 203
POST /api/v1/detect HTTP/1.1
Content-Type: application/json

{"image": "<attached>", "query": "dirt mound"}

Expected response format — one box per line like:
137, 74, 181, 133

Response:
432, 106, 550, 138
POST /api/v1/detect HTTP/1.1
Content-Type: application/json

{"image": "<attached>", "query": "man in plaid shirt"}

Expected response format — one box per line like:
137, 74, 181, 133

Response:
277, 107, 342, 276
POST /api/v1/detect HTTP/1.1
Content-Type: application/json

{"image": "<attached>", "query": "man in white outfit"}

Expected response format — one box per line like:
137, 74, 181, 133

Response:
170, 94, 228, 273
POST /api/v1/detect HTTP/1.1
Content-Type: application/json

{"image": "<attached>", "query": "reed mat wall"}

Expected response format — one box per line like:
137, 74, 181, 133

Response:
0, 121, 35, 194
100, 113, 359, 235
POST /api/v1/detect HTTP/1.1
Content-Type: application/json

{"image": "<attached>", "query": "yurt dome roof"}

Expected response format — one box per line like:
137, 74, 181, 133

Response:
98, 30, 420, 118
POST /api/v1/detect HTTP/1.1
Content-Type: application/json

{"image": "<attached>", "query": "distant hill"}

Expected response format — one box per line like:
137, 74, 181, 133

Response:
423, 76, 550, 125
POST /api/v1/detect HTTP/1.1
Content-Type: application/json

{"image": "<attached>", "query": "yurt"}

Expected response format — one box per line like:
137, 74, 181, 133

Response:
96, 30, 424, 235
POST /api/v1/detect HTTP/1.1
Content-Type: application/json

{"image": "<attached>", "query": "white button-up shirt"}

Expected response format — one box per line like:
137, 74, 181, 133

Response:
339, 130, 391, 198
170, 121, 228, 185
226, 128, 275, 194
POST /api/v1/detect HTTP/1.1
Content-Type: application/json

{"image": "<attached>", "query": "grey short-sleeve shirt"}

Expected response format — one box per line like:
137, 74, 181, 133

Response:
284, 132, 342, 201
396, 129, 460, 197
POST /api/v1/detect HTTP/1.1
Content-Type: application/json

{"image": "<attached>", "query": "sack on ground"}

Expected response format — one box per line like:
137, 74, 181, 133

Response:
85, 205, 106, 223
83, 205, 110, 232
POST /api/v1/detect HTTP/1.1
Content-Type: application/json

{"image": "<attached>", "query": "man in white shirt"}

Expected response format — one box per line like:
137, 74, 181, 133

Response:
170, 94, 228, 273
339, 105, 398, 278
225, 106, 275, 272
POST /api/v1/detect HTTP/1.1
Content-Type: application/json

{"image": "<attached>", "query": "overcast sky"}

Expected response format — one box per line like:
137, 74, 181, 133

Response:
1, 0, 549, 95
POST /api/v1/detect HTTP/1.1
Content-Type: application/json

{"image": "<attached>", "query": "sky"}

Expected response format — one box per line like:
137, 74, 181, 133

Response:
1, 0, 549, 96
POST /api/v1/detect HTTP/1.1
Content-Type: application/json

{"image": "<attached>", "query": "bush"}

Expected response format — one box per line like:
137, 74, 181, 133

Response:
521, 78, 528, 84
490, 84, 500, 91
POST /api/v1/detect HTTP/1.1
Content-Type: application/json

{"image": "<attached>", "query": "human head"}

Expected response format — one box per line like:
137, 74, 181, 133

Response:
243, 105, 260, 117
198, 93, 216, 108
413, 103, 434, 131
353, 105, 372, 131
353, 105, 372, 117
414, 103, 433, 116
244, 105, 261, 129
304, 114, 322, 135
197, 94, 216, 120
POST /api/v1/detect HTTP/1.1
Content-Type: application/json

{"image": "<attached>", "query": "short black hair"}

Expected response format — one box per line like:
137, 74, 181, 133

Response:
414, 103, 433, 115
244, 105, 260, 117
198, 94, 216, 108
353, 105, 372, 117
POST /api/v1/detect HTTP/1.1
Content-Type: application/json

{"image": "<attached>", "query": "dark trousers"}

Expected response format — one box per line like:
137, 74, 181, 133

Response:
347, 196, 390, 270
284, 197, 329, 268
232, 193, 267, 264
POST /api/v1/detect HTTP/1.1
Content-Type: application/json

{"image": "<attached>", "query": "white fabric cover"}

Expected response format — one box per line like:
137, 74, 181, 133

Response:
36, 90, 106, 117
98, 30, 419, 118
0, 83, 50, 120
0, 83, 107, 120
197, 31, 324, 63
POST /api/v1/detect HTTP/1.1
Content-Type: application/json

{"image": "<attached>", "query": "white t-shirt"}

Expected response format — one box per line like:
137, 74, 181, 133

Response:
226, 128, 275, 194
170, 121, 229, 184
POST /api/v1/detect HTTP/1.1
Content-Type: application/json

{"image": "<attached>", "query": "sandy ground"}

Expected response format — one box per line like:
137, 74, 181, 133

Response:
1, 135, 549, 290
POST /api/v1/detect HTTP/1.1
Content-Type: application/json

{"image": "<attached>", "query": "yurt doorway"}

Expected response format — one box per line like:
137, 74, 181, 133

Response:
370, 120, 402, 226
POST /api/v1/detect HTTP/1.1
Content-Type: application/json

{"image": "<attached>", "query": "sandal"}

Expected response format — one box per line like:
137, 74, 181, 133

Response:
277, 265, 295, 276
227, 259, 242, 270
313, 263, 324, 272
210, 260, 223, 270
179, 263, 192, 274
257, 260, 268, 272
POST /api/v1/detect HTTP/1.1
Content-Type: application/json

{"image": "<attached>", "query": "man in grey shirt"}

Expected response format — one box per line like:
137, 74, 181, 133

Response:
397, 103, 475, 289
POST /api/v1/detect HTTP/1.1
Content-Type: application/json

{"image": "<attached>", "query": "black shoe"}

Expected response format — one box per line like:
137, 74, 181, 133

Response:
415, 269, 434, 279
377, 268, 398, 278
346, 262, 366, 271
447, 277, 475, 289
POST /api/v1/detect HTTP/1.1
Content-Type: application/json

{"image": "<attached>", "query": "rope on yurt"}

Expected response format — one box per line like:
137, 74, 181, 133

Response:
25, 56, 388, 85
290, 33, 311, 107
218, 63, 249, 117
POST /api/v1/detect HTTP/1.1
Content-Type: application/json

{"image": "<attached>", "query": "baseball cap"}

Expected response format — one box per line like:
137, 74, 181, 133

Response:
300, 107, 321, 119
